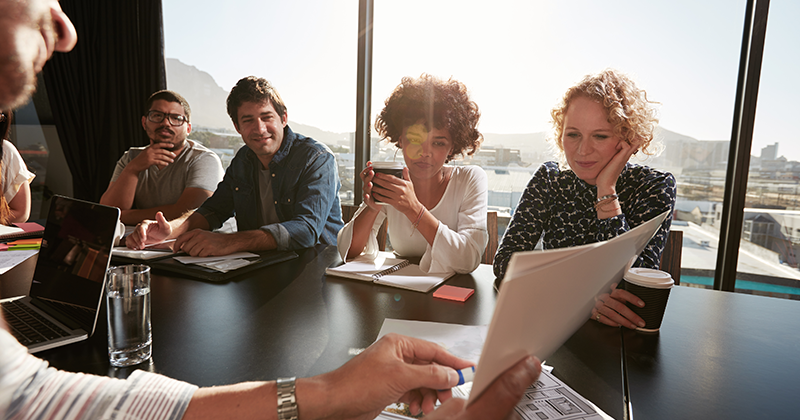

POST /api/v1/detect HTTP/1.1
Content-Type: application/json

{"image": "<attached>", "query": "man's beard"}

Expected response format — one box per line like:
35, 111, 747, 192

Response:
0, 58, 36, 110
154, 139, 185, 151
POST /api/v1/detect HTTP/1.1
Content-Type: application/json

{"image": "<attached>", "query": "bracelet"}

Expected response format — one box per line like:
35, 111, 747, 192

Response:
276, 377, 298, 420
410, 206, 425, 236
596, 202, 621, 213
596, 193, 618, 203
595, 199, 620, 212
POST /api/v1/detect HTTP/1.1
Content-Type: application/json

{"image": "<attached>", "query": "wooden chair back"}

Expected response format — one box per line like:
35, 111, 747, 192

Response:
482, 211, 499, 265
659, 230, 683, 285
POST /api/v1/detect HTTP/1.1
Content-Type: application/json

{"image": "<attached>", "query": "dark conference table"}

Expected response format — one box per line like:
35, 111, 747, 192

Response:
4, 246, 800, 419
622, 286, 800, 420
1, 245, 624, 419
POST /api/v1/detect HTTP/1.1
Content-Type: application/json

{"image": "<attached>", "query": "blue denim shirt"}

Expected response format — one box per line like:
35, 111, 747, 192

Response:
196, 126, 343, 250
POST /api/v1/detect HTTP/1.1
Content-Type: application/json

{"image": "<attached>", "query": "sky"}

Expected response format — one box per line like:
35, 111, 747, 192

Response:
163, 0, 800, 160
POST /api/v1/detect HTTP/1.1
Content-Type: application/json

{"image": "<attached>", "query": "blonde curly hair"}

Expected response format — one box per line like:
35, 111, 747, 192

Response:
550, 69, 659, 158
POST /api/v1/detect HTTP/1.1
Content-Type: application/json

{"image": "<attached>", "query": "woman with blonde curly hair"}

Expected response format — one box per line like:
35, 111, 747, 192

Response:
494, 69, 676, 330
337, 74, 488, 274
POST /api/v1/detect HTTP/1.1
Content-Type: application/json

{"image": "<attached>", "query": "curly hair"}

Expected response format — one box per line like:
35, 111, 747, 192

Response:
550, 69, 659, 157
375, 74, 482, 162
227, 76, 287, 127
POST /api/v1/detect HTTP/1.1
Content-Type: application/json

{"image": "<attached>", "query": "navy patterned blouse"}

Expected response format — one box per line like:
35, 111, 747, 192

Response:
493, 161, 677, 280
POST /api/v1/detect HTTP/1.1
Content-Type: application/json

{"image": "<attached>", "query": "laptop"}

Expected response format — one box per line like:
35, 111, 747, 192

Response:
1, 196, 120, 353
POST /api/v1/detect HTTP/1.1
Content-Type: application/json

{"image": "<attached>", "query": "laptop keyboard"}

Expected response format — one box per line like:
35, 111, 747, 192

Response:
34, 299, 95, 329
1, 300, 71, 346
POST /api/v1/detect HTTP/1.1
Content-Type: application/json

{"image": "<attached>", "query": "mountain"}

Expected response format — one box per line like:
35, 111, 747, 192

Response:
166, 58, 352, 145
166, 58, 705, 160
166, 59, 234, 131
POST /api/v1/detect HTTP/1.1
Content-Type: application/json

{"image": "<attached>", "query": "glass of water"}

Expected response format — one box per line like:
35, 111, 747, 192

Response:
106, 264, 152, 367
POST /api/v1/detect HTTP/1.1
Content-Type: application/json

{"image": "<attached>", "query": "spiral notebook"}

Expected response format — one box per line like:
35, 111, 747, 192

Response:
326, 252, 454, 293
0, 222, 45, 241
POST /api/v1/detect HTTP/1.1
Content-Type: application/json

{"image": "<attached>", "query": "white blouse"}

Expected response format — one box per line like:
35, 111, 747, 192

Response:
2, 140, 35, 204
338, 165, 488, 274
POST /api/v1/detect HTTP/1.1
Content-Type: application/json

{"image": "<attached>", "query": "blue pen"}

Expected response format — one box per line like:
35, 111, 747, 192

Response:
455, 366, 475, 386
439, 366, 475, 391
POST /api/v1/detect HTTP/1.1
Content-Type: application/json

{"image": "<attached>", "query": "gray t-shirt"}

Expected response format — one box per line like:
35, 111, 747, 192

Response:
110, 139, 224, 209
258, 166, 280, 226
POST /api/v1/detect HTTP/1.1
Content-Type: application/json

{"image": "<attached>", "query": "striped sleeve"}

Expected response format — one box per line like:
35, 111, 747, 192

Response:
1, 329, 197, 420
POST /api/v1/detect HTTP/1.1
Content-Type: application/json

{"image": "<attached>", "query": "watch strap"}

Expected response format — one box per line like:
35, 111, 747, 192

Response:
276, 377, 298, 420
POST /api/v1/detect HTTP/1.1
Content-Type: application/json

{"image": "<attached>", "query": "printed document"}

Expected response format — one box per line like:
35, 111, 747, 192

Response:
374, 319, 612, 420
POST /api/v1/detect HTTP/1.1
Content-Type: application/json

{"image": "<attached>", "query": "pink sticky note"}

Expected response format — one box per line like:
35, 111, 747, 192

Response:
13, 222, 44, 233
433, 285, 474, 302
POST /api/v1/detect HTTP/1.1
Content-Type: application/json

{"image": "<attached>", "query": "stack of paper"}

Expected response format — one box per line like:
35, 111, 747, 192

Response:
470, 211, 669, 399
374, 319, 612, 420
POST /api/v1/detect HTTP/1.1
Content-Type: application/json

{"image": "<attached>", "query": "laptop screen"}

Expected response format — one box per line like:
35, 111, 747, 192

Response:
29, 196, 120, 311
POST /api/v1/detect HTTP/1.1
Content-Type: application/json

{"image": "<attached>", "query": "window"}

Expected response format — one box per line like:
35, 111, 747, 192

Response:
373, 0, 746, 291
164, 1, 799, 299
163, 0, 358, 202
6, 84, 68, 220
741, 0, 800, 299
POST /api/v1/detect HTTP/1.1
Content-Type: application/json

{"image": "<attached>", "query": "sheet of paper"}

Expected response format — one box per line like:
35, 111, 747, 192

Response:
374, 265, 454, 293
0, 250, 37, 275
504, 240, 602, 281
0, 225, 25, 237
470, 211, 669, 400
174, 252, 259, 264
374, 319, 612, 420
329, 251, 407, 274
112, 247, 175, 260
378, 319, 487, 364
195, 258, 254, 273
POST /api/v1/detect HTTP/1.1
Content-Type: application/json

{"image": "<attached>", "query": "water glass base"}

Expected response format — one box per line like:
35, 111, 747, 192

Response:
109, 341, 152, 367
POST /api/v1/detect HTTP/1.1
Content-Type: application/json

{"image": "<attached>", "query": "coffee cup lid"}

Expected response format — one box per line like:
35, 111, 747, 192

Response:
623, 267, 674, 289
372, 161, 404, 169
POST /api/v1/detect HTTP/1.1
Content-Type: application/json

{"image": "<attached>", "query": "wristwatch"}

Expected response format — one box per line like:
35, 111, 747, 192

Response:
276, 377, 298, 420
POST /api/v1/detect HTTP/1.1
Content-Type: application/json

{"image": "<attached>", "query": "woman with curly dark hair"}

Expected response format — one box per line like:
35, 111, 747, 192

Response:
0, 110, 35, 225
494, 69, 676, 330
337, 74, 488, 274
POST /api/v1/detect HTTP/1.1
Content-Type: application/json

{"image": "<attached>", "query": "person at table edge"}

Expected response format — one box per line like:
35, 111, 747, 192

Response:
0, 1, 541, 419
0, 110, 35, 225
126, 76, 344, 256
338, 74, 488, 274
99, 90, 224, 226
493, 69, 677, 330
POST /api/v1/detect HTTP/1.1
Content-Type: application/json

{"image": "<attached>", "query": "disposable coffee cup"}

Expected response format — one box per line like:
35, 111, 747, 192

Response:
371, 161, 404, 204
619, 268, 674, 333
106, 264, 152, 367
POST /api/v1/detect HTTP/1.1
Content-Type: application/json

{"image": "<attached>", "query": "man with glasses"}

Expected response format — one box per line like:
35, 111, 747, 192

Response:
100, 90, 224, 225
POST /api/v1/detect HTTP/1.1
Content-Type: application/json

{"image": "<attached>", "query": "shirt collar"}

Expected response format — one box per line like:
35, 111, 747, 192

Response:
271, 125, 296, 166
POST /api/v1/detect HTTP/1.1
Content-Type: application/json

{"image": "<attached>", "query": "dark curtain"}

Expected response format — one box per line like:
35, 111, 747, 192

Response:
42, 0, 166, 201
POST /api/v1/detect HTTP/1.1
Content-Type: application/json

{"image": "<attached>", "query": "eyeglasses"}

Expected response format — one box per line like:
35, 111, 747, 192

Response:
146, 110, 188, 126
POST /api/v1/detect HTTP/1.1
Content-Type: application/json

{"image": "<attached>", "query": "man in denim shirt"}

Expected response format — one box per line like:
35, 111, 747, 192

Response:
127, 76, 343, 256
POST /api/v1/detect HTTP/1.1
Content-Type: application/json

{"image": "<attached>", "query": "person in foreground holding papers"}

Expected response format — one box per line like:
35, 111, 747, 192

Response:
493, 69, 676, 330
338, 74, 488, 274
126, 76, 343, 256
2, 317, 541, 420
0, 110, 35, 224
